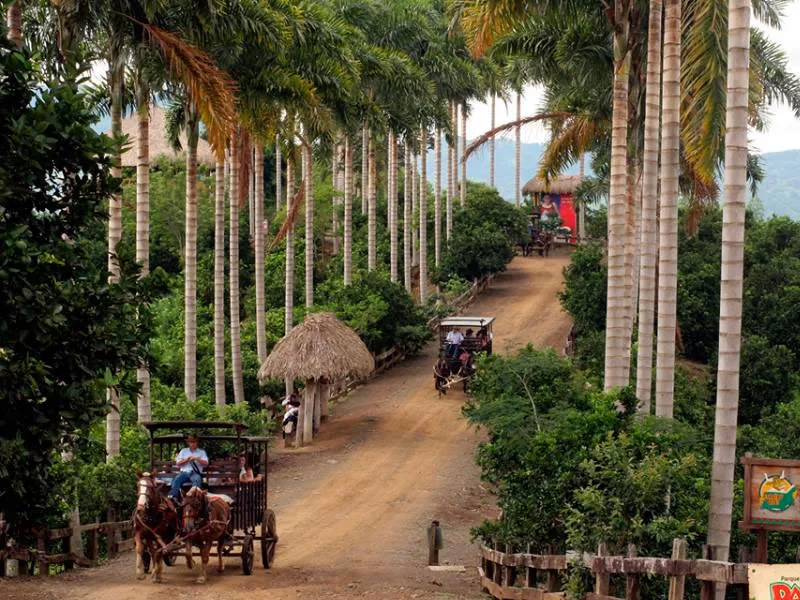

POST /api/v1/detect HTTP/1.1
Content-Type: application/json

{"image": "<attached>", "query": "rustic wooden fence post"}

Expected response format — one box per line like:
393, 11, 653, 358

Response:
699, 545, 714, 600
668, 538, 687, 600
625, 543, 640, 600
504, 543, 517, 587
106, 509, 119, 559
595, 542, 610, 597
85, 521, 99, 563
526, 542, 537, 588
37, 531, 48, 577
545, 544, 560, 592
493, 541, 503, 586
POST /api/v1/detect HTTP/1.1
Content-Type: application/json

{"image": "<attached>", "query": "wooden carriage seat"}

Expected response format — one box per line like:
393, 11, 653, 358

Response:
153, 456, 239, 498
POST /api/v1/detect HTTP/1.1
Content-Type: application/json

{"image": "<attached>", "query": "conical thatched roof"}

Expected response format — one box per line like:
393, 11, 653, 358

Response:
258, 312, 374, 382
523, 175, 581, 195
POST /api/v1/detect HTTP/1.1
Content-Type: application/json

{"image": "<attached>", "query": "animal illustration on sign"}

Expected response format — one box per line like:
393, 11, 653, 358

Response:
758, 471, 798, 513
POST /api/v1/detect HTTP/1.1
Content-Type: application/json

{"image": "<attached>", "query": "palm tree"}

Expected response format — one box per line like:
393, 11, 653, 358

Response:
654, 0, 681, 417
404, 141, 412, 292
361, 125, 369, 214
229, 129, 245, 404
515, 91, 521, 207
635, 0, 663, 414
184, 110, 199, 402
275, 136, 282, 211
389, 131, 399, 282
344, 136, 353, 285
707, 0, 751, 571
255, 143, 267, 364
411, 149, 419, 267
285, 146, 296, 332
447, 103, 454, 239
367, 135, 377, 271
332, 140, 341, 254
419, 126, 428, 303
214, 155, 225, 410
434, 125, 442, 266
304, 141, 314, 306
134, 77, 151, 422
489, 93, 496, 188
6, 1, 22, 47
460, 102, 467, 207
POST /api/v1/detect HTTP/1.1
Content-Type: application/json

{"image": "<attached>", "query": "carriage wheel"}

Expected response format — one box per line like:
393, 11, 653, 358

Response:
241, 535, 254, 575
163, 552, 176, 567
261, 509, 277, 569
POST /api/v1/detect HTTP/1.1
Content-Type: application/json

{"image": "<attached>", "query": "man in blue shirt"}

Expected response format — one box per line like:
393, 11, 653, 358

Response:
169, 434, 209, 500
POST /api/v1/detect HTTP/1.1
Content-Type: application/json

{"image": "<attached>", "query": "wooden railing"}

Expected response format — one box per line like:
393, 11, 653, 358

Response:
1, 519, 134, 577
480, 540, 749, 600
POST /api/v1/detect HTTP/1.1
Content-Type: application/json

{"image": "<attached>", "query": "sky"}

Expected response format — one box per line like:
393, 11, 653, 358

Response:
467, 5, 800, 155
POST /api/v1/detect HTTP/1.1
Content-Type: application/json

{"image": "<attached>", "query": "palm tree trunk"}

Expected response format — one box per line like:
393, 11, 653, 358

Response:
707, 0, 750, 571
361, 125, 369, 215
249, 147, 255, 239
434, 126, 442, 266
404, 142, 412, 293
654, 0, 681, 417
489, 94, 496, 188
255, 144, 267, 364
367, 136, 377, 271
344, 137, 353, 285
578, 153, 586, 242
229, 129, 245, 404
135, 81, 151, 423
214, 157, 226, 411
460, 103, 467, 207
636, 0, 662, 412
285, 154, 296, 332
332, 141, 340, 254
389, 132, 399, 282
412, 151, 419, 267
106, 63, 123, 460
184, 115, 199, 402
447, 104, 454, 240
275, 136, 282, 211
6, 1, 22, 48
603, 0, 632, 391
304, 143, 314, 307
515, 92, 521, 207
419, 127, 428, 304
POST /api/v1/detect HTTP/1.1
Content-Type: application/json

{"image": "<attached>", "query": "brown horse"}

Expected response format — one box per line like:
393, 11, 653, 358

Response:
181, 487, 232, 584
133, 473, 180, 583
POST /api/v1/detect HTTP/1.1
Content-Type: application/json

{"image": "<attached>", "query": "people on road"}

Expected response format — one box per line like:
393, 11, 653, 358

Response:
169, 434, 208, 500
445, 327, 464, 358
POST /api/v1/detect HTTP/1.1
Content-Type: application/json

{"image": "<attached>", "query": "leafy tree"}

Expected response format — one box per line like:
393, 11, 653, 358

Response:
0, 46, 148, 525
559, 243, 607, 335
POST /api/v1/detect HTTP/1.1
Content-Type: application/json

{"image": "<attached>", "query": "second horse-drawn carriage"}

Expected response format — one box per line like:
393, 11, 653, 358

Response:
134, 421, 277, 583
434, 316, 495, 396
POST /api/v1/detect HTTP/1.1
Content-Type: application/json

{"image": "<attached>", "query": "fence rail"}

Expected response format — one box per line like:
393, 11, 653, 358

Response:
480, 540, 749, 600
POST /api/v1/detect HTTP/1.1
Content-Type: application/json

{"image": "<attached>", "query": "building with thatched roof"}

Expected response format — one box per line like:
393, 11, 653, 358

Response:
110, 105, 215, 167
522, 175, 581, 196
523, 175, 582, 243
258, 312, 374, 447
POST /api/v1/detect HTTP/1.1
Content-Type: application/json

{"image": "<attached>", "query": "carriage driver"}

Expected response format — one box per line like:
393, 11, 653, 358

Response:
169, 433, 209, 500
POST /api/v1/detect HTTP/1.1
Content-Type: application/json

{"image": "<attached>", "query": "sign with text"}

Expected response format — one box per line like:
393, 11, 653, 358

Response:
742, 456, 800, 532
749, 564, 800, 600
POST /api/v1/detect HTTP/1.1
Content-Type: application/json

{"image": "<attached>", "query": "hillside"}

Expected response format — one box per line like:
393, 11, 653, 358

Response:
757, 150, 800, 219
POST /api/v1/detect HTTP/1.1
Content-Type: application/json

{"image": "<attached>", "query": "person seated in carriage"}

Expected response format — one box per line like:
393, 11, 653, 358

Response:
457, 347, 475, 376
433, 353, 451, 394
445, 327, 464, 358
238, 452, 263, 483
169, 433, 209, 501
476, 326, 493, 354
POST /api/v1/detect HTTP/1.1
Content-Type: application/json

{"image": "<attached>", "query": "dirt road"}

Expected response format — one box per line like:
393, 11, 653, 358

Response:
4, 254, 572, 600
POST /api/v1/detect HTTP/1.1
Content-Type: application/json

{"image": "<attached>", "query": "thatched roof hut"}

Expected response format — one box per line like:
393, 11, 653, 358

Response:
522, 175, 581, 196
258, 312, 374, 383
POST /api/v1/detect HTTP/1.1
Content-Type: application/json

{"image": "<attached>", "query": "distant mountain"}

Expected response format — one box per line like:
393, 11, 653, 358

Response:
756, 150, 800, 219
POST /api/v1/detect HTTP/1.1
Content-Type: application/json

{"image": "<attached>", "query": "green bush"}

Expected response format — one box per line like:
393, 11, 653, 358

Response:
559, 243, 607, 335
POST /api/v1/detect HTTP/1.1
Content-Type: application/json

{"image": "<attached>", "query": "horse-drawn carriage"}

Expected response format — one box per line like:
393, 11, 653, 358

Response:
434, 316, 495, 396
135, 420, 277, 582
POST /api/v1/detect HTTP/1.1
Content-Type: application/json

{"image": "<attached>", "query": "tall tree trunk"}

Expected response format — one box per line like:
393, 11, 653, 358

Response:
636, 0, 662, 413
515, 92, 522, 207
106, 63, 123, 460
412, 151, 419, 267
489, 94, 496, 188
404, 142, 412, 293
214, 157, 226, 411
578, 153, 586, 242
184, 114, 199, 402
6, 1, 22, 48
460, 103, 467, 207
389, 132, 399, 282
361, 125, 369, 215
707, 0, 750, 572
434, 126, 442, 266
255, 145, 267, 364
367, 136, 377, 271
419, 127, 428, 304
304, 143, 314, 306
135, 80, 151, 422
344, 137, 353, 285
229, 130, 245, 404
447, 104, 454, 240
249, 147, 255, 238
603, 0, 632, 391
654, 0, 681, 417
332, 141, 341, 254
275, 136, 282, 211
285, 153, 296, 332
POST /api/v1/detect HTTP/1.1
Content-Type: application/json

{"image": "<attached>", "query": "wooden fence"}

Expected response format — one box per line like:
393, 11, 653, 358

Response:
1, 519, 134, 577
480, 540, 749, 600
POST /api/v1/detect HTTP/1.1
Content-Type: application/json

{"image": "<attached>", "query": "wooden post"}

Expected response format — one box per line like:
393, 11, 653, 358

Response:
493, 541, 503, 585
668, 538, 687, 600
312, 382, 321, 433
427, 520, 441, 566
86, 521, 99, 563
626, 543, 640, 600
319, 380, 330, 421
545, 544, 559, 592
526, 542, 537, 588
756, 529, 768, 563
595, 542, 610, 596
37, 531, 48, 577
504, 543, 516, 587
106, 509, 119, 559
303, 380, 315, 444
700, 545, 714, 600
66, 507, 81, 571
295, 393, 304, 448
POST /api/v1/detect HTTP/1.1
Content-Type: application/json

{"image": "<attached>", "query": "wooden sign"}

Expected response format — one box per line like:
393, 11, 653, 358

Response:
748, 563, 800, 600
741, 455, 800, 532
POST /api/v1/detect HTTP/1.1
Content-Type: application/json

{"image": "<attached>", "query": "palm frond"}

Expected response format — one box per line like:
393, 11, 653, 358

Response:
463, 111, 572, 159
268, 181, 306, 253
